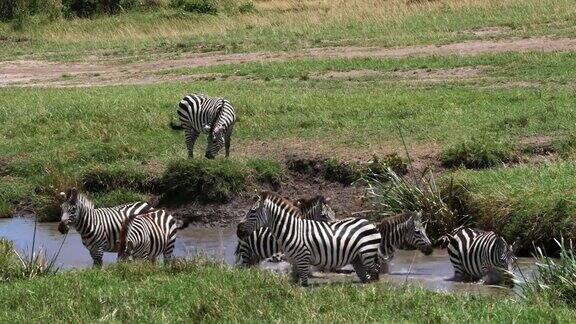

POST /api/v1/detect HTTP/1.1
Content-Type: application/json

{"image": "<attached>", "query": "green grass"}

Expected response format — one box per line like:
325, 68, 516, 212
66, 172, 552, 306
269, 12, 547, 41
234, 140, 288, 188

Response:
447, 163, 576, 251
0, 260, 574, 322
440, 137, 518, 169
0, 0, 575, 61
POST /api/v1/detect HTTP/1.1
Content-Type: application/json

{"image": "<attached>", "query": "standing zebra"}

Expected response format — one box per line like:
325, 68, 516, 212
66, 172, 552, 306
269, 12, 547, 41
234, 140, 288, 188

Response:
170, 93, 236, 159
446, 227, 519, 285
237, 191, 381, 286
117, 210, 187, 263
235, 195, 336, 266
376, 211, 433, 273
58, 188, 153, 267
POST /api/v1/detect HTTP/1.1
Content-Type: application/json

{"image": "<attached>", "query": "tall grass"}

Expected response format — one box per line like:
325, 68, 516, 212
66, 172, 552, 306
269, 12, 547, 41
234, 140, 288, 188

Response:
365, 168, 461, 241
522, 238, 576, 307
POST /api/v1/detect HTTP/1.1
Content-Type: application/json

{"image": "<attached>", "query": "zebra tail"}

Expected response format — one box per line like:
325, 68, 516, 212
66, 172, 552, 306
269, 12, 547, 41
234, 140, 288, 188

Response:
118, 213, 139, 257
169, 121, 185, 131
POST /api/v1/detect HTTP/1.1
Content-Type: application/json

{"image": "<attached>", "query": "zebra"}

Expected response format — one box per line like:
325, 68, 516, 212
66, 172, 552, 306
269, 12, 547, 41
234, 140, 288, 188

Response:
170, 93, 236, 159
446, 227, 519, 285
117, 209, 187, 263
58, 187, 153, 267
376, 211, 433, 273
236, 191, 381, 286
235, 195, 337, 266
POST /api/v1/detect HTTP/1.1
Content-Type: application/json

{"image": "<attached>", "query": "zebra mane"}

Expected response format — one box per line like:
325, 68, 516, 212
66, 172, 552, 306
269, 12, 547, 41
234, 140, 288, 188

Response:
376, 211, 416, 232
295, 195, 325, 211
260, 191, 302, 217
76, 193, 95, 209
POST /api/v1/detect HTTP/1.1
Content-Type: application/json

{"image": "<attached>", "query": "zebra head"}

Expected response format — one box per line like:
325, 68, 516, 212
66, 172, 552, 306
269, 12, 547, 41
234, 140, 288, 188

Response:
205, 125, 225, 159
58, 188, 95, 234
234, 240, 259, 267
295, 196, 337, 222
407, 212, 433, 255
495, 236, 520, 271
236, 194, 268, 238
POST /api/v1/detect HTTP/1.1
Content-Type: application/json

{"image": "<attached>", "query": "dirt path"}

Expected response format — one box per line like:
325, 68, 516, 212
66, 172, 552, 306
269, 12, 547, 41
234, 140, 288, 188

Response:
2, 37, 576, 87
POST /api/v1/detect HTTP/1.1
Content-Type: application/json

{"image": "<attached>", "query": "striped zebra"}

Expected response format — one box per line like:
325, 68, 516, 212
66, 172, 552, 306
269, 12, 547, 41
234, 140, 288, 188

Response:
170, 93, 236, 159
235, 195, 336, 266
446, 227, 519, 285
376, 211, 433, 273
237, 191, 381, 286
117, 210, 187, 263
58, 188, 153, 267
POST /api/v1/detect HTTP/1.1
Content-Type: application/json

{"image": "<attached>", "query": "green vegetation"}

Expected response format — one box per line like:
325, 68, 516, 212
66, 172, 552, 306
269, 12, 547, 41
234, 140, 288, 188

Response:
523, 238, 576, 307
440, 137, 518, 169
1, 0, 575, 61
447, 163, 576, 252
0, 259, 574, 322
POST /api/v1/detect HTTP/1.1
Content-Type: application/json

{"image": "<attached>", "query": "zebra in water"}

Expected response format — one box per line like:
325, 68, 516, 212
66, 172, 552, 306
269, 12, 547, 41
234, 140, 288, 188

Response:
117, 210, 188, 263
58, 188, 154, 267
235, 195, 337, 266
446, 227, 519, 285
170, 93, 236, 159
237, 191, 381, 286
376, 211, 433, 273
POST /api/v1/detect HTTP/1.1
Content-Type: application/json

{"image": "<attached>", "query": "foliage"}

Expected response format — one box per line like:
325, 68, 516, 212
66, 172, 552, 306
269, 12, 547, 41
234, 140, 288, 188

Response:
160, 158, 247, 203
523, 238, 576, 307
170, 0, 217, 14
441, 137, 518, 169
366, 168, 460, 241
81, 163, 153, 193
246, 159, 283, 188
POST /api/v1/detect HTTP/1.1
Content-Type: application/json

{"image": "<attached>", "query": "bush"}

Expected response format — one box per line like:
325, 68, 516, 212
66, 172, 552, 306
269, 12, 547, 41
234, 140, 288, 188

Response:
170, 0, 217, 14
0, 239, 21, 282
246, 159, 283, 188
523, 238, 576, 307
366, 153, 408, 177
1, 0, 62, 21
440, 137, 517, 169
91, 188, 147, 207
63, 0, 121, 17
323, 159, 364, 185
81, 164, 154, 193
366, 168, 459, 241
160, 159, 247, 204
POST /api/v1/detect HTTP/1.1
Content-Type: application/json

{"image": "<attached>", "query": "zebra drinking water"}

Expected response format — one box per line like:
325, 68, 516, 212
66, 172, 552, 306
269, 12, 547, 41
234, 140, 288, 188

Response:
236, 191, 381, 286
170, 94, 236, 159
446, 227, 519, 285
117, 210, 187, 263
376, 211, 433, 273
58, 188, 153, 267
235, 195, 336, 266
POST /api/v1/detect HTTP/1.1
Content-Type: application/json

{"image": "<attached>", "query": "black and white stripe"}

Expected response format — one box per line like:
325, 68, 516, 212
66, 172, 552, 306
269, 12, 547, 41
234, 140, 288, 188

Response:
235, 195, 336, 266
376, 211, 433, 273
117, 210, 186, 262
447, 227, 518, 284
171, 93, 236, 159
58, 188, 153, 267
237, 191, 381, 286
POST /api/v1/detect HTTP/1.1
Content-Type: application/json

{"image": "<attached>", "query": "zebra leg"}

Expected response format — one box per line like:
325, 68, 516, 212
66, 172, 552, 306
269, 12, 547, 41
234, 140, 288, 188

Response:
351, 257, 371, 283
184, 129, 199, 158
90, 248, 104, 268
224, 124, 234, 158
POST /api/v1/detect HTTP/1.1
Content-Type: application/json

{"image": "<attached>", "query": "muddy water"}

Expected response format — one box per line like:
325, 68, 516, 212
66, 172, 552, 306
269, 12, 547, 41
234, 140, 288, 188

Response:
0, 217, 534, 295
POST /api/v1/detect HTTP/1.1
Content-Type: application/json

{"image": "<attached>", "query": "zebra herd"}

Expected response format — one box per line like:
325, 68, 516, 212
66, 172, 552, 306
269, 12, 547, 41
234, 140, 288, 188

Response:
55, 93, 519, 287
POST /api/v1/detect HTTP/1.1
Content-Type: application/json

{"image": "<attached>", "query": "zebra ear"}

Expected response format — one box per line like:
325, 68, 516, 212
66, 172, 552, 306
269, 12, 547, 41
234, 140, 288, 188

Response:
67, 188, 78, 204
58, 191, 67, 202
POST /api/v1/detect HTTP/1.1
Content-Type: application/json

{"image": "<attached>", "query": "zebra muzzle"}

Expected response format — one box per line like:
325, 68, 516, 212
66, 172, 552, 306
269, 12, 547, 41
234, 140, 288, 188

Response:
58, 221, 69, 234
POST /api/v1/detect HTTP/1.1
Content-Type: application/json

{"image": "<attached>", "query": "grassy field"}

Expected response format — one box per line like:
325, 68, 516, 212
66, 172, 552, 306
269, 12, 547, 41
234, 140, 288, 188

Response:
1, 0, 575, 62
0, 259, 573, 322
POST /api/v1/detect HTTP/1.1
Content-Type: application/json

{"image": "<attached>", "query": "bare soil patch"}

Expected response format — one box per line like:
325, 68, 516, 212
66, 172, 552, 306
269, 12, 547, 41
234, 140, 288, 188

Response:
3, 37, 576, 87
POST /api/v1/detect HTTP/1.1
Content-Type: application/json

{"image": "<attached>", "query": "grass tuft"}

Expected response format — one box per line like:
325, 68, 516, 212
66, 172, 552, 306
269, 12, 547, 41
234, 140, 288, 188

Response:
441, 137, 518, 169
159, 158, 247, 204
523, 238, 576, 307
246, 159, 284, 188
81, 163, 154, 193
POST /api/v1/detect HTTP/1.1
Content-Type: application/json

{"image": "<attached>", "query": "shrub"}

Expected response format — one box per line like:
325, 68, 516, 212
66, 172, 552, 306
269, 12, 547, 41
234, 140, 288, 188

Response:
440, 137, 517, 169
32, 194, 61, 222
366, 153, 408, 177
170, 0, 217, 14
246, 159, 283, 188
63, 0, 121, 17
81, 164, 153, 193
523, 238, 576, 307
366, 168, 460, 241
0, 239, 21, 282
1, 0, 62, 21
92, 188, 147, 207
160, 159, 247, 204
323, 158, 364, 185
